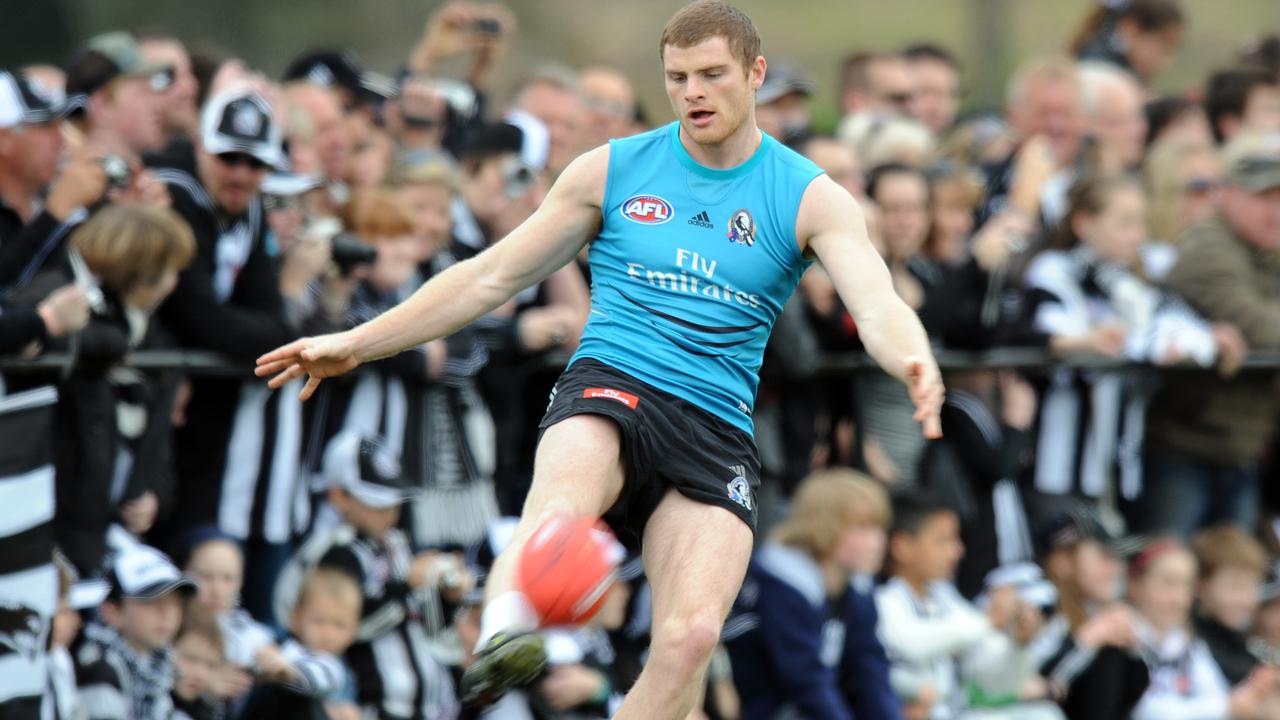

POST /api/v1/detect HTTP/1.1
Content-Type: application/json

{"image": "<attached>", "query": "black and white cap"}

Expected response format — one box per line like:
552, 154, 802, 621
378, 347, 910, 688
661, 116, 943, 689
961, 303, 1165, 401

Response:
282, 49, 396, 103
0, 71, 68, 128
201, 87, 284, 169
323, 431, 413, 509
108, 543, 197, 601
261, 172, 324, 197
69, 579, 111, 610
981, 562, 1057, 609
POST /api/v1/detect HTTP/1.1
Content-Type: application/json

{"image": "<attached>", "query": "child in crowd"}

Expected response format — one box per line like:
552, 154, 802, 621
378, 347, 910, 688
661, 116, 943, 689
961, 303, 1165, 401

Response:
1191, 525, 1270, 687
181, 526, 285, 704
46, 552, 110, 720
1021, 174, 1236, 525
530, 573, 633, 719
1128, 538, 1275, 719
242, 567, 363, 719
73, 543, 196, 720
171, 606, 225, 720
275, 432, 459, 720
726, 468, 900, 720
1033, 512, 1148, 720
876, 494, 1061, 720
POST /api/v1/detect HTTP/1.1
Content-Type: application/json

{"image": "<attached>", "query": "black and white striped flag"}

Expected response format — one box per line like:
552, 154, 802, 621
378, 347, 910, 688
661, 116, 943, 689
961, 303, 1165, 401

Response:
0, 386, 58, 712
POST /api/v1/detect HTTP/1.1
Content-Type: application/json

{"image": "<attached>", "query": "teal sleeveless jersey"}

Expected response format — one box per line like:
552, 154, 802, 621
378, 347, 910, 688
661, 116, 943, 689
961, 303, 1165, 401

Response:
570, 121, 824, 434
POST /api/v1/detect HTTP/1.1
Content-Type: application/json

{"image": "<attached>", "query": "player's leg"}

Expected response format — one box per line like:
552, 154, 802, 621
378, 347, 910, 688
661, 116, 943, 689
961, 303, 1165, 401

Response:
482, 413, 626, 619
462, 413, 626, 704
614, 489, 753, 720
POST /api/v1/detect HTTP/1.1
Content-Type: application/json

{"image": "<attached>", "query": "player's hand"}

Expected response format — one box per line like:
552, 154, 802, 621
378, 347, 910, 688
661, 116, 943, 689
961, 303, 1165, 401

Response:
905, 355, 943, 439
255, 331, 362, 401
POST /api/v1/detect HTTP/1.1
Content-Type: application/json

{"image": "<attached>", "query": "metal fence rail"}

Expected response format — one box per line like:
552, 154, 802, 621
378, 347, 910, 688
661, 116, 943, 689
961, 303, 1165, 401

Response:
5, 348, 1280, 375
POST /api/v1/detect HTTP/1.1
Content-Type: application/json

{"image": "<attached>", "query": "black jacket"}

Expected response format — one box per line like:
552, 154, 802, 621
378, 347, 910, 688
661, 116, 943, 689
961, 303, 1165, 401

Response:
918, 390, 1036, 598
1194, 612, 1258, 686
150, 151, 296, 540
0, 197, 84, 292
11, 270, 177, 573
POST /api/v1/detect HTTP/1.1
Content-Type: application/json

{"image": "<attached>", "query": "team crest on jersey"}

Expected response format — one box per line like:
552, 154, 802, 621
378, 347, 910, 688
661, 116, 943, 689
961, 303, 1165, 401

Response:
621, 194, 674, 225
726, 465, 752, 511
727, 209, 755, 246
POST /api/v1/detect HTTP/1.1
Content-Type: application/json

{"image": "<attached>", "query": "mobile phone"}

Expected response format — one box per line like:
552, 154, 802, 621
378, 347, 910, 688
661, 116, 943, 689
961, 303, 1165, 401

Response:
471, 18, 501, 35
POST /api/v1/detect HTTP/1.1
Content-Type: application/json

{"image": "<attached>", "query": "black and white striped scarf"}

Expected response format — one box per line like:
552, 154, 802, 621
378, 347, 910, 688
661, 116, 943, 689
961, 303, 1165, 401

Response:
79, 621, 175, 720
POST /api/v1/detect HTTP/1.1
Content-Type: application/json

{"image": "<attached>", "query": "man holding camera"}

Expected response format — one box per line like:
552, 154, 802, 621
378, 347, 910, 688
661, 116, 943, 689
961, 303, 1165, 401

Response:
0, 33, 172, 290
151, 86, 308, 622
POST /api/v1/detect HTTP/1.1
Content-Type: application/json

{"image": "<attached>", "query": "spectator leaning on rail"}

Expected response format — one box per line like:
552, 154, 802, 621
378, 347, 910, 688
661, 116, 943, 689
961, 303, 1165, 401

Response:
1140, 132, 1280, 537
15, 205, 196, 575
150, 86, 305, 622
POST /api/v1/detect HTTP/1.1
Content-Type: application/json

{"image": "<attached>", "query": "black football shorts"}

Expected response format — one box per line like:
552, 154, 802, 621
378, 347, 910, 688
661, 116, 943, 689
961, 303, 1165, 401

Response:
539, 357, 761, 544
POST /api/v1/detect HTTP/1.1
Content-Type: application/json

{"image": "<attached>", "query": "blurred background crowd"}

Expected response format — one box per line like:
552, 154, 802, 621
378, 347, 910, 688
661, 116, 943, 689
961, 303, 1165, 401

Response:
2, 0, 1280, 718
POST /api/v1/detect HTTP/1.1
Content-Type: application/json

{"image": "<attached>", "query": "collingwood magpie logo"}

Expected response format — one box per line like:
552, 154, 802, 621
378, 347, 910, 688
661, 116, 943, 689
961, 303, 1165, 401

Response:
726, 465, 752, 511
0, 602, 43, 660
727, 209, 755, 246
232, 104, 265, 138
687, 210, 714, 229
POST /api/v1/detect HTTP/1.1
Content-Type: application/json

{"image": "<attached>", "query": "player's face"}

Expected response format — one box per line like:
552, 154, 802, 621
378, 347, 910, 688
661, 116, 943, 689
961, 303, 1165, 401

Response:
663, 36, 764, 146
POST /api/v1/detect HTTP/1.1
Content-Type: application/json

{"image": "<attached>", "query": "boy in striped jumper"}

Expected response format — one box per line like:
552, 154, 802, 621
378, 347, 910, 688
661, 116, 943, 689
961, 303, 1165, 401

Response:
241, 567, 362, 719
274, 433, 461, 720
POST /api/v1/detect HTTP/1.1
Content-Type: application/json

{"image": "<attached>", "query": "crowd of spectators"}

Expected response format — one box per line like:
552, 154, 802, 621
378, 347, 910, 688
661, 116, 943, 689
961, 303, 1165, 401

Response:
2, 0, 1280, 717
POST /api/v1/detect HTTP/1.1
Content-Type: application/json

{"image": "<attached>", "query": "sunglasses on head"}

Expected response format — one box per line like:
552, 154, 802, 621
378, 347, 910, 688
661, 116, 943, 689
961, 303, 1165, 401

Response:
216, 152, 269, 170
402, 114, 442, 129
262, 194, 303, 212
885, 91, 913, 107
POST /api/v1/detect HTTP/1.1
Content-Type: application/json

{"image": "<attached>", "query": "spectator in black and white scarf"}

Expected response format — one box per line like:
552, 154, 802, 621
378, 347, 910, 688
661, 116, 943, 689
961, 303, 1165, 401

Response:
72, 543, 196, 720
314, 185, 496, 549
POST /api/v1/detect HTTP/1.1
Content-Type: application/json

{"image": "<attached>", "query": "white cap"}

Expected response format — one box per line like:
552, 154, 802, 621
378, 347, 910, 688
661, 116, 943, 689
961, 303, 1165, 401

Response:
201, 87, 284, 169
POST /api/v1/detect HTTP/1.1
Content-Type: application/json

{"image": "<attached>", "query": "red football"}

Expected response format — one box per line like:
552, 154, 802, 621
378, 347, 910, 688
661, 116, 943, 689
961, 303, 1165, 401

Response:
518, 515, 622, 626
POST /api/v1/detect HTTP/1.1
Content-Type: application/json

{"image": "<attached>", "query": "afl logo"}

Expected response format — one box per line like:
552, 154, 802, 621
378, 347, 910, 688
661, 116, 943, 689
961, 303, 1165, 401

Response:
621, 194, 674, 225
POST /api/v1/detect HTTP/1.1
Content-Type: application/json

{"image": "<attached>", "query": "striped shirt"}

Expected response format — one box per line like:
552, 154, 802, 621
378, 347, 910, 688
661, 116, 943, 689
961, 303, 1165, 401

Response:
155, 166, 307, 544
275, 525, 457, 720
0, 387, 59, 712
1023, 248, 1217, 502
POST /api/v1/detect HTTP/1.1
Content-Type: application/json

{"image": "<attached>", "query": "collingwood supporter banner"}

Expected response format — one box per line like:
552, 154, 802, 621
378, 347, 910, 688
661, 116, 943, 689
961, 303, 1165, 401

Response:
0, 386, 58, 712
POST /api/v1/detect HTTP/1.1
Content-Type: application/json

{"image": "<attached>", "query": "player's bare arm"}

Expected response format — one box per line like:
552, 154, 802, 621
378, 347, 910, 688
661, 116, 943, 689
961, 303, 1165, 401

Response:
799, 173, 944, 438
255, 144, 610, 400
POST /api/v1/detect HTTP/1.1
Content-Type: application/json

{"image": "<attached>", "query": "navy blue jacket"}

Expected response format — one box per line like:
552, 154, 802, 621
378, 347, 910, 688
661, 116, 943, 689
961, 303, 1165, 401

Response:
724, 542, 902, 720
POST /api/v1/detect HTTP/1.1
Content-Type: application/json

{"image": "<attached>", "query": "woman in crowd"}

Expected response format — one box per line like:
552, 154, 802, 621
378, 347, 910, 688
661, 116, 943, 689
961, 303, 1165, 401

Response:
1143, 138, 1224, 247
1020, 174, 1235, 521
181, 527, 283, 707
1034, 513, 1148, 720
1069, 0, 1185, 86
327, 186, 497, 549
1127, 539, 1275, 719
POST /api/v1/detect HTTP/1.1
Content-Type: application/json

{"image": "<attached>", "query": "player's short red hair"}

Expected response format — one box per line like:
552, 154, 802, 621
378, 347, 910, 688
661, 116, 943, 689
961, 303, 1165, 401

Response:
660, 0, 761, 74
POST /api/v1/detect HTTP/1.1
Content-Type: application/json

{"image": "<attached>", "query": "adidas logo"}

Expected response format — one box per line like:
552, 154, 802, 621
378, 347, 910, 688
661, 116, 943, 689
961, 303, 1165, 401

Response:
687, 210, 714, 229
